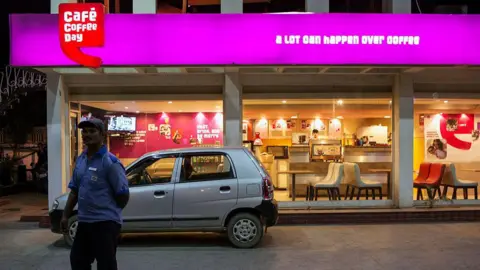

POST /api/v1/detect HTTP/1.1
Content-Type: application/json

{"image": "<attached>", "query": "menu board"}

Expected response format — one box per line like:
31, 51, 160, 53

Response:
109, 113, 223, 158
269, 119, 296, 138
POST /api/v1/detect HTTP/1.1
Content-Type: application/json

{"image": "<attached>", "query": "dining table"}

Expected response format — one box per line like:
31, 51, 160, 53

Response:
277, 170, 316, 201
460, 169, 480, 173
368, 169, 391, 199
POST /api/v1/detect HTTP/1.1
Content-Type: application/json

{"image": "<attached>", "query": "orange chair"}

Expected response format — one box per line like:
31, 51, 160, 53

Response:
415, 163, 446, 200
414, 162, 431, 185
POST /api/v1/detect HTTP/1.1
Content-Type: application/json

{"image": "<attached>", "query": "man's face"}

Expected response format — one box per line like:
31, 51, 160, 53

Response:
81, 126, 102, 146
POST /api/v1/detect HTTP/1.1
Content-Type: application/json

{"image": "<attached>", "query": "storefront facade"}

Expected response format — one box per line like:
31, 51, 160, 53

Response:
9, 0, 480, 210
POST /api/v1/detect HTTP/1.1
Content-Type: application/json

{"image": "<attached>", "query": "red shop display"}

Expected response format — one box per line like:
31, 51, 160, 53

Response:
109, 112, 223, 158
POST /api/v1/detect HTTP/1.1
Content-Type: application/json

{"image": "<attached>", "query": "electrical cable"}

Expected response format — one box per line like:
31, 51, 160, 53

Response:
415, 0, 422, 13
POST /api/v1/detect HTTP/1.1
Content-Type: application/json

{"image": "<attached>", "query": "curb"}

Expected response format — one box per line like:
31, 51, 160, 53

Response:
20, 215, 45, 222
0, 199, 11, 207
36, 208, 480, 229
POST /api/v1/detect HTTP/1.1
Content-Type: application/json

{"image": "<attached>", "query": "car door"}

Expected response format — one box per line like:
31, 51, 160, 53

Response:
173, 152, 238, 228
121, 154, 179, 231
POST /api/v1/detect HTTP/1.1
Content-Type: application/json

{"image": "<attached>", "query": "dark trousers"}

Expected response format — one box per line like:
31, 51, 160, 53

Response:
70, 221, 121, 270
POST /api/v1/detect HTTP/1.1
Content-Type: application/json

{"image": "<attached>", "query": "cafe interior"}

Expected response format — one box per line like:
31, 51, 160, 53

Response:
73, 97, 480, 203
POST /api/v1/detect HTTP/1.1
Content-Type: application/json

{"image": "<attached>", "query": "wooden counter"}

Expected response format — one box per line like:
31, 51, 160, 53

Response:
290, 145, 309, 153
289, 161, 392, 174
344, 146, 392, 152
344, 146, 392, 163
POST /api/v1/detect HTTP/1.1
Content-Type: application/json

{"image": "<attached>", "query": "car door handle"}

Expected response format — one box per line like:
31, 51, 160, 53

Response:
154, 190, 167, 198
219, 186, 231, 193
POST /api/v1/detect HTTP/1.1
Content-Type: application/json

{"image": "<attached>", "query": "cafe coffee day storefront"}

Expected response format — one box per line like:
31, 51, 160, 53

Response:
9, 6, 480, 211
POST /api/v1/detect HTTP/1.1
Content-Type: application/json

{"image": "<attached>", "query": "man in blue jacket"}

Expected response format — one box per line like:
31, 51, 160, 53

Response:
61, 118, 129, 270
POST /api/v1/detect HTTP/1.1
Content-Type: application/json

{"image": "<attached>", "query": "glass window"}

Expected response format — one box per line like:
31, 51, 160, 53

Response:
243, 97, 392, 203
127, 156, 177, 186
413, 98, 480, 202
69, 99, 223, 174
180, 154, 234, 182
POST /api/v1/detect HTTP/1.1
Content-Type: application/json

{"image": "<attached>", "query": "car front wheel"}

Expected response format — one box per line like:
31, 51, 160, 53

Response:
63, 215, 78, 247
227, 213, 264, 248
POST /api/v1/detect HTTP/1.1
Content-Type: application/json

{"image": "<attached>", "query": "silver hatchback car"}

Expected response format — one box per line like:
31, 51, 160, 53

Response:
49, 147, 278, 248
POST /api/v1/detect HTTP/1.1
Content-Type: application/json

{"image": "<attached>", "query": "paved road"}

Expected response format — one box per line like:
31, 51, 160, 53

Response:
1, 222, 480, 269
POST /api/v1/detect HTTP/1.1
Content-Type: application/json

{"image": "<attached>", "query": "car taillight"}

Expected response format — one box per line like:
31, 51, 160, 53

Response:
262, 176, 273, 200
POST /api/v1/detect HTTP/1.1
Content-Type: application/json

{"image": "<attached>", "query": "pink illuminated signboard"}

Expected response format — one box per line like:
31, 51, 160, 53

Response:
9, 13, 480, 66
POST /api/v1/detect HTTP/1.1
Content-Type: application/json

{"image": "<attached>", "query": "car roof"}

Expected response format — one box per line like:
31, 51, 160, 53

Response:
142, 147, 247, 157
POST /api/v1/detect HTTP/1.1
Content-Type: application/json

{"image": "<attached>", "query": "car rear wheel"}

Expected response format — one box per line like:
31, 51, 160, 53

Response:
63, 215, 78, 248
227, 213, 263, 248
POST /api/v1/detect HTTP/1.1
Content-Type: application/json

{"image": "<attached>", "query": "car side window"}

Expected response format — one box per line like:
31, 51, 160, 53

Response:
127, 156, 177, 186
180, 154, 234, 182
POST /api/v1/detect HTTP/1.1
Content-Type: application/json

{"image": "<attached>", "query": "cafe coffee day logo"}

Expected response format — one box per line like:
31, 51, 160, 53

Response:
59, 3, 105, 68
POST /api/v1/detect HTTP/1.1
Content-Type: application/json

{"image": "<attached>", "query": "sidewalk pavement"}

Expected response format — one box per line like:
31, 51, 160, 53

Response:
0, 192, 48, 222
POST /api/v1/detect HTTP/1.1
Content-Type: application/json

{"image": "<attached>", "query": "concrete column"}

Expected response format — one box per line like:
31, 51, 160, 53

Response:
305, 0, 329, 13
50, 0, 76, 14
133, 0, 156, 14
382, 0, 411, 13
221, 0, 242, 13
47, 73, 70, 210
223, 73, 243, 147
392, 74, 414, 208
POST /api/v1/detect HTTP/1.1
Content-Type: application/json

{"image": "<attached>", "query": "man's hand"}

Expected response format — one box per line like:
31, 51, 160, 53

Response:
60, 216, 69, 233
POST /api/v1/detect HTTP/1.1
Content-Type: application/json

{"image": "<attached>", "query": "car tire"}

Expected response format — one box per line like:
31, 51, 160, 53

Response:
63, 215, 78, 248
227, 213, 264, 249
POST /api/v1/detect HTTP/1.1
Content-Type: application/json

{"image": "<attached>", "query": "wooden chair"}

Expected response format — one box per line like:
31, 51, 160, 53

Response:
415, 163, 445, 200
344, 162, 383, 200
413, 162, 431, 200
442, 163, 478, 200
312, 163, 344, 201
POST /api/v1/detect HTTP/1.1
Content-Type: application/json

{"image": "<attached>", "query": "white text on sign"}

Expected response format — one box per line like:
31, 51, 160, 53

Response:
275, 35, 420, 45
63, 8, 98, 43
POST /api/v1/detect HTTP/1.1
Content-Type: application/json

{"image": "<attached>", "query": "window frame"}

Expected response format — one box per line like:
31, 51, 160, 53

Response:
126, 154, 180, 187
177, 152, 237, 183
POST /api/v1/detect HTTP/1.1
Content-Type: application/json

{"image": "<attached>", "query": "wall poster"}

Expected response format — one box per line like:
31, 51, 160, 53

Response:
424, 113, 480, 162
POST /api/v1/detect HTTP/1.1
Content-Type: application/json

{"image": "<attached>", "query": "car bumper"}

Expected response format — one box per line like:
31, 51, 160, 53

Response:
255, 199, 279, 227
49, 209, 64, 234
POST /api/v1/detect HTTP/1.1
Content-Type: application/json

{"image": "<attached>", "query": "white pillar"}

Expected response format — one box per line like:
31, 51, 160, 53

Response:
50, 0, 76, 14
221, 0, 242, 13
382, 0, 411, 13
47, 73, 70, 210
392, 74, 414, 208
305, 0, 329, 13
223, 73, 243, 147
133, 0, 156, 14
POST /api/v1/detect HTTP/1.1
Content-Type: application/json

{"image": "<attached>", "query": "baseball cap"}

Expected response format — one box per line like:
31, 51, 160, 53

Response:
78, 118, 105, 134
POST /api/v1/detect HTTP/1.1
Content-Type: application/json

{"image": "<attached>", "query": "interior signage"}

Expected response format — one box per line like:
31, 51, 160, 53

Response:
9, 13, 480, 66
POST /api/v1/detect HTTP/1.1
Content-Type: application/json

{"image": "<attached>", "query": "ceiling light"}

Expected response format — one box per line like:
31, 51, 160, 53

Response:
337, 100, 343, 105
282, 100, 287, 104
178, 110, 182, 112
336, 116, 343, 119
168, 101, 173, 104
384, 116, 391, 118
291, 115, 298, 119
124, 107, 128, 109
444, 100, 448, 103
135, 111, 140, 113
